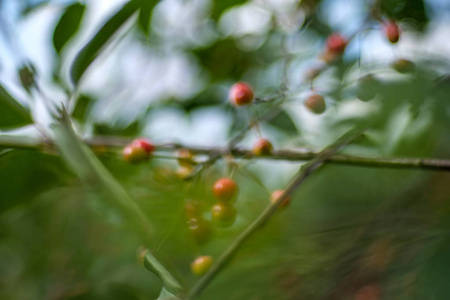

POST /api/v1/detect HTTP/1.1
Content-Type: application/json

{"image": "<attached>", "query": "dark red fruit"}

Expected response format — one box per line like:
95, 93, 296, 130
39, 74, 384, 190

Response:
229, 82, 254, 106
325, 33, 347, 55
212, 178, 238, 203
304, 93, 326, 114
383, 21, 400, 44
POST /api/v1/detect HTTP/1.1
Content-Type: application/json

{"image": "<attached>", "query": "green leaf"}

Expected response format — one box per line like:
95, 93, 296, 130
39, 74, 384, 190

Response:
0, 84, 33, 129
144, 251, 185, 296
0, 150, 68, 213
415, 237, 450, 299
72, 94, 94, 121
137, 0, 158, 35
93, 120, 140, 137
53, 2, 86, 53
381, 0, 429, 30
267, 109, 299, 135
70, 1, 140, 85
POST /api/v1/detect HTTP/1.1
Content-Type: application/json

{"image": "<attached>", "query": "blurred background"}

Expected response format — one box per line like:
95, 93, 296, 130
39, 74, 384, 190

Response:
1, 0, 450, 299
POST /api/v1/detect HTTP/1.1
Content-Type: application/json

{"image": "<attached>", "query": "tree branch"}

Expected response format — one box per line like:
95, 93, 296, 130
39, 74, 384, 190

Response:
2, 134, 450, 171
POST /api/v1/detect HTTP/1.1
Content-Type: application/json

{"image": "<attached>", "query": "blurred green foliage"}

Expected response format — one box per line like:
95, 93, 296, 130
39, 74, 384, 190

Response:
2, 0, 450, 299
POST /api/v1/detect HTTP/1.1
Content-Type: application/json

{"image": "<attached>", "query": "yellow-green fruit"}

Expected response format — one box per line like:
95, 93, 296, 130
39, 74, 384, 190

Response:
211, 203, 237, 227
191, 256, 214, 276
391, 58, 415, 73
187, 218, 212, 244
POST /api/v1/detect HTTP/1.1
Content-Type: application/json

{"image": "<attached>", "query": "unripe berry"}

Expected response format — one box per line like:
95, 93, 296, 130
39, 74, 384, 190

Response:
252, 138, 273, 156
391, 58, 415, 73
325, 33, 347, 55
177, 148, 194, 168
123, 138, 155, 163
211, 203, 237, 227
185, 199, 203, 218
383, 21, 400, 44
188, 218, 212, 244
271, 189, 291, 209
304, 93, 326, 114
123, 145, 147, 163
356, 74, 379, 102
229, 82, 254, 106
176, 166, 193, 179
191, 256, 214, 276
212, 178, 238, 203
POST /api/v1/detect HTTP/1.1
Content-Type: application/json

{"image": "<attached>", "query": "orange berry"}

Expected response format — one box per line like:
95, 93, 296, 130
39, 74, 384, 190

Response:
229, 82, 254, 106
212, 178, 238, 203
252, 138, 273, 156
271, 189, 291, 209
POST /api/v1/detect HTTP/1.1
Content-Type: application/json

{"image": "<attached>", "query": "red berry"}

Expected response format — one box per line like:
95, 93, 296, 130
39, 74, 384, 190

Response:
271, 190, 291, 209
229, 82, 254, 106
212, 178, 238, 203
191, 256, 214, 276
211, 203, 237, 227
325, 33, 347, 55
123, 138, 155, 163
252, 138, 274, 156
131, 138, 155, 154
304, 93, 326, 114
383, 21, 400, 44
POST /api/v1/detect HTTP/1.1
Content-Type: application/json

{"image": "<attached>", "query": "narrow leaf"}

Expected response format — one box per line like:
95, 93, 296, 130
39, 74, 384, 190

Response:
144, 250, 185, 296
52, 108, 153, 237
53, 3, 86, 53
137, 0, 158, 35
70, 1, 140, 85
52, 109, 185, 295
0, 84, 33, 128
